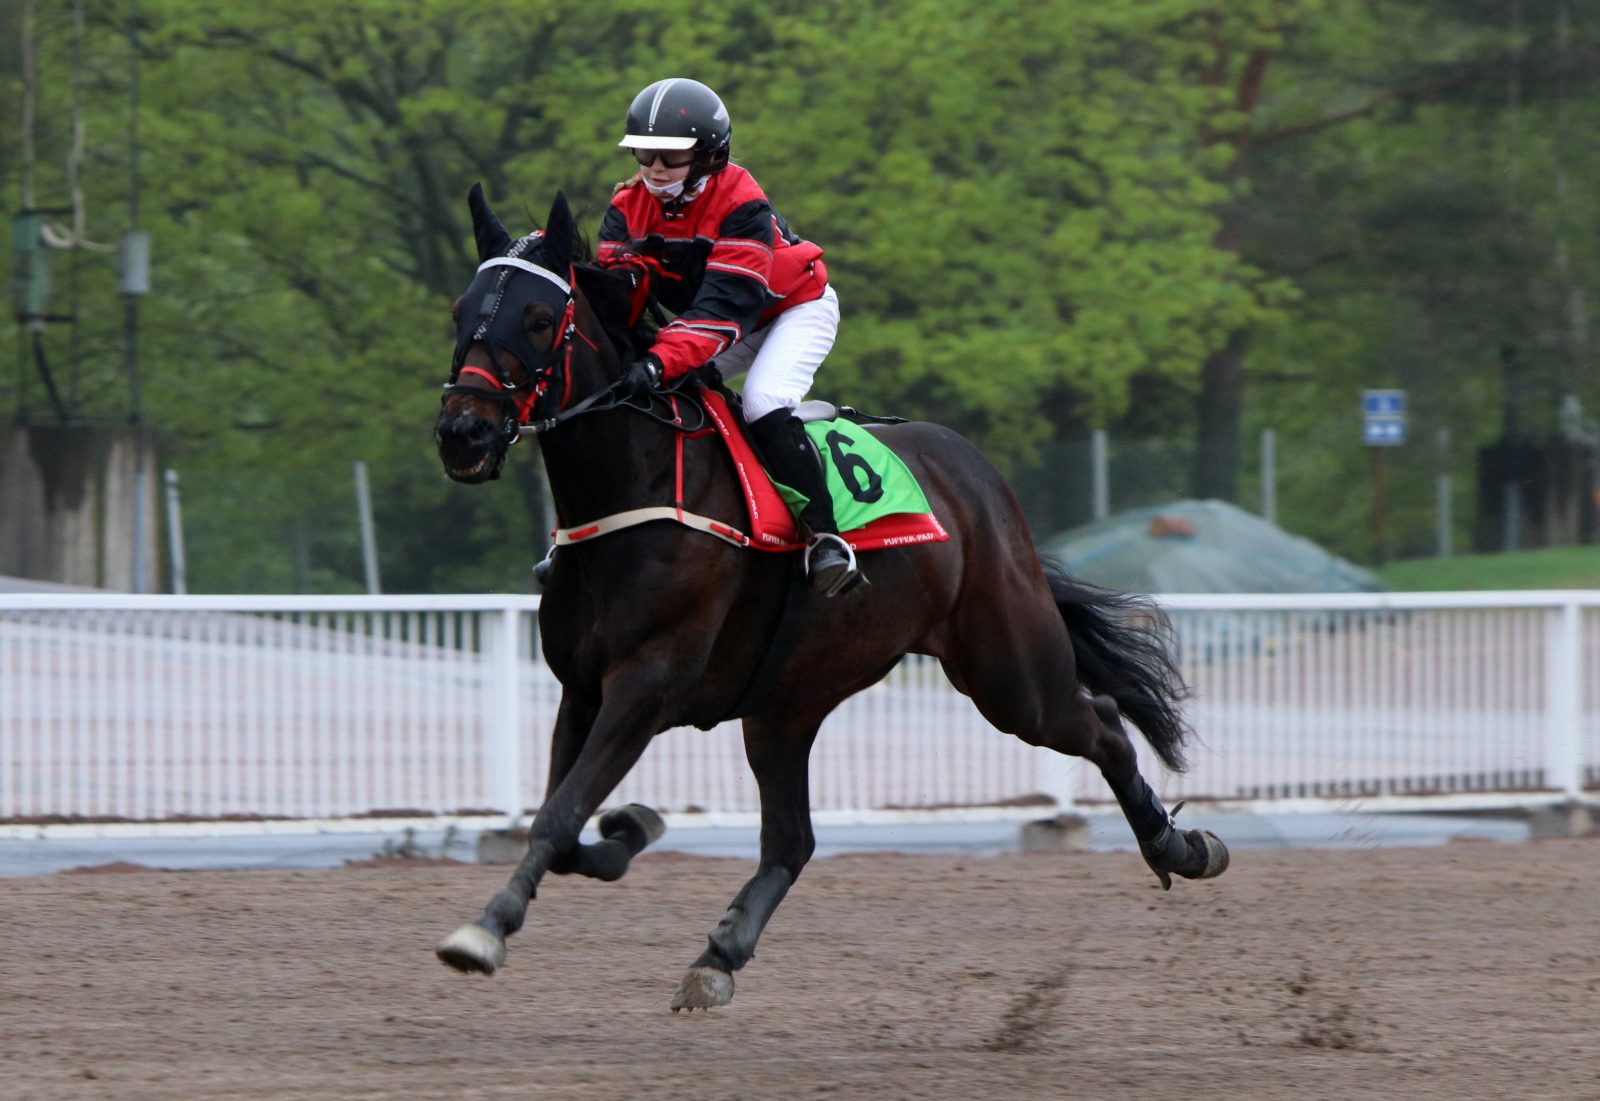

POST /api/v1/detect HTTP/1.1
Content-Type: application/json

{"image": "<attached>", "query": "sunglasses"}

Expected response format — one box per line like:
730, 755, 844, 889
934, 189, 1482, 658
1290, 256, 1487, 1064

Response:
631, 148, 695, 169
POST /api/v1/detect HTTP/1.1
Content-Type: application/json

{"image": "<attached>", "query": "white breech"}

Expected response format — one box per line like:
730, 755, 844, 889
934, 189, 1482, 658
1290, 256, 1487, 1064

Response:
710, 284, 840, 422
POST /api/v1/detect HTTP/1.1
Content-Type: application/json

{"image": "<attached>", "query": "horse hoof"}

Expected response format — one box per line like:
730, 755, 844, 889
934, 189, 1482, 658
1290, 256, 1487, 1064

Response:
436, 924, 506, 975
1179, 829, 1230, 880
599, 804, 667, 848
670, 966, 733, 1011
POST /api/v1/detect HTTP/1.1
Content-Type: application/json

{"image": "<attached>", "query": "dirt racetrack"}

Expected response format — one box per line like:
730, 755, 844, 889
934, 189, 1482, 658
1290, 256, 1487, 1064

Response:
3, 839, 1596, 1100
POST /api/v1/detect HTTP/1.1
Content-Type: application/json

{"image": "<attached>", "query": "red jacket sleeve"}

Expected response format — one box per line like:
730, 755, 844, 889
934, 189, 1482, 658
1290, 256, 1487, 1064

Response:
647, 199, 777, 379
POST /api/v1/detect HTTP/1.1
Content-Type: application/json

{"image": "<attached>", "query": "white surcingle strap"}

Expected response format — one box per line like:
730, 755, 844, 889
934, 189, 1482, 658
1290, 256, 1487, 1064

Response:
553, 507, 750, 549
477, 256, 570, 297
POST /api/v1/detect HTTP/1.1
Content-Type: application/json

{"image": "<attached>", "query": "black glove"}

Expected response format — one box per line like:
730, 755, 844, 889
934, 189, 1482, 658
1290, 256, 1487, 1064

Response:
621, 357, 662, 400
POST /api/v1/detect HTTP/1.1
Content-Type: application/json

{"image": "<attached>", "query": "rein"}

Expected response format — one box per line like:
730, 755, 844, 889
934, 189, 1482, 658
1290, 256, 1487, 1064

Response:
548, 387, 748, 549
519, 379, 711, 437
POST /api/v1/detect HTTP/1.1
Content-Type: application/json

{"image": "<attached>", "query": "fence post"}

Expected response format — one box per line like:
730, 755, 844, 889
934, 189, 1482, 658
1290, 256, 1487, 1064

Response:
1037, 754, 1077, 813
488, 605, 524, 821
1544, 601, 1582, 799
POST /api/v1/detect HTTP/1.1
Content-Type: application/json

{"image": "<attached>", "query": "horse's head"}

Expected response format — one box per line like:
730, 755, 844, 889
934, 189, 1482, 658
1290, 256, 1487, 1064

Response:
435, 185, 580, 483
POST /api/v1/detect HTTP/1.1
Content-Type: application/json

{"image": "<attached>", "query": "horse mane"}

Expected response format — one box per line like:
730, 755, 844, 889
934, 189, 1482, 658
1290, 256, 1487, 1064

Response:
572, 262, 658, 362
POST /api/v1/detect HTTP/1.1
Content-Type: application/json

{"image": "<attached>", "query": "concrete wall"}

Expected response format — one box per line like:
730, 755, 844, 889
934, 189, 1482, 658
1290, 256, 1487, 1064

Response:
0, 422, 161, 591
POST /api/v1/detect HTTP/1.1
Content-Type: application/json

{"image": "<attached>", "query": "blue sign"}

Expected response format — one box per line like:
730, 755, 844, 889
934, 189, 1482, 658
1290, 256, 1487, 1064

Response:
1362, 389, 1406, 447
1363, 390, 1405, 417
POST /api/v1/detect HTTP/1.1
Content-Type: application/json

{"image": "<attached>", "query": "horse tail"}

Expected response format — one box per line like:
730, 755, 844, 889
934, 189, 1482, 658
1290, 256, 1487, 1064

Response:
1043, 563, 1192, 773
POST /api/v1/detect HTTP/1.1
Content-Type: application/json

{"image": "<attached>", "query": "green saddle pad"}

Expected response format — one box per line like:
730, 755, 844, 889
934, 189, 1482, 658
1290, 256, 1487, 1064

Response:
774, 418, 933, 531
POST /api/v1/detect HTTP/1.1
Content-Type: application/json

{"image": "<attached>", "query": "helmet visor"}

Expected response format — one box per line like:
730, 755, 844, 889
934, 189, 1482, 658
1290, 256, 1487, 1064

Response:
618, 134, 698, 150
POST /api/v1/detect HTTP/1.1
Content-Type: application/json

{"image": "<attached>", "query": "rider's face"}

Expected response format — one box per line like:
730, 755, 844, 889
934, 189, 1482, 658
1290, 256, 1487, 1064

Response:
632, 147, 694, 187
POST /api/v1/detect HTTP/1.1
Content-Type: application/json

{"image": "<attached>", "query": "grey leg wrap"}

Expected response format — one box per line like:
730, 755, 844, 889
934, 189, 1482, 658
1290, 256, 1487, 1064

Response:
1109, 772, 1230, 889
1111, 772, 1190, 888
693, 865, 795, 972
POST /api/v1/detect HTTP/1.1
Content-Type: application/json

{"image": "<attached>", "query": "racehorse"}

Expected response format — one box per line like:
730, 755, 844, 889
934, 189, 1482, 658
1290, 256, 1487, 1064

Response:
432, 186, 1228, 1010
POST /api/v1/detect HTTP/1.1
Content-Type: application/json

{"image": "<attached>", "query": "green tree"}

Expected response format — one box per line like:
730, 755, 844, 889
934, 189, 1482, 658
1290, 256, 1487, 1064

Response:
13, 0, 1422, 590
1190, 0, 1600, 520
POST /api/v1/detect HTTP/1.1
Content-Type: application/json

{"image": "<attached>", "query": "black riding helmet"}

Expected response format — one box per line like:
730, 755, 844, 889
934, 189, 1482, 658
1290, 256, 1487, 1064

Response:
619, 78, 732, 187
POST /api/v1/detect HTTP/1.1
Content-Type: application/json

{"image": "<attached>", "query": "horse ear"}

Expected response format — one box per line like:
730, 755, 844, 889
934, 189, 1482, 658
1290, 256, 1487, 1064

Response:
468, 182, 513, 262
543, 191, 575, 269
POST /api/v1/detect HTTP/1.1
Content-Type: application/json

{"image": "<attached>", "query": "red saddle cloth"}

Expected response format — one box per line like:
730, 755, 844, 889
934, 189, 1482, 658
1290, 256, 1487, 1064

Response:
699, 389, 949, 553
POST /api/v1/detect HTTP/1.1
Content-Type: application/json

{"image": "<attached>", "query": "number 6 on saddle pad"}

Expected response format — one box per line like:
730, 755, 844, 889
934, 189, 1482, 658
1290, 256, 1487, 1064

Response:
697, 388, 949, 553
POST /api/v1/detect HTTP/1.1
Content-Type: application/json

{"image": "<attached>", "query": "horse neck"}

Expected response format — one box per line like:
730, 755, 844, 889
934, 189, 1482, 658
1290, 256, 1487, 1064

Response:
538, 295, 677, 524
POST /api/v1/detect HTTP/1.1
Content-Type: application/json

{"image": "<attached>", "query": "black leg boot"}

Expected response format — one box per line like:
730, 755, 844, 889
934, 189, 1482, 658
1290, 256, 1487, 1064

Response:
747, 408, 864, 596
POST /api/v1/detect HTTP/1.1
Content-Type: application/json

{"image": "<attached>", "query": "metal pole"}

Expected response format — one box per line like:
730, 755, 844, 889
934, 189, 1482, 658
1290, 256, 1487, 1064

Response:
123, 0, 147, 592
1436, 427, 1452, 558
122, 0, 144, 420
1091, 429, 1109, 520
164, 468, 186, 595
1504, 481, 1522, 552
1369, 447, 1388, 565
130, 446, 146, 593
353, 461, 381, 595
1259, 427, 1277, 524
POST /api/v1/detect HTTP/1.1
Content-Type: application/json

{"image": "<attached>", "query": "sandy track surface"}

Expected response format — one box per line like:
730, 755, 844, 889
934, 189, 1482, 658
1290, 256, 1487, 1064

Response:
2, 840, 1596, 1100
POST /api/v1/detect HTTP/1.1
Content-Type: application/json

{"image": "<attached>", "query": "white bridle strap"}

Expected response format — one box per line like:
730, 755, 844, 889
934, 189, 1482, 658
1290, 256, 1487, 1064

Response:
477, 256, 571, 297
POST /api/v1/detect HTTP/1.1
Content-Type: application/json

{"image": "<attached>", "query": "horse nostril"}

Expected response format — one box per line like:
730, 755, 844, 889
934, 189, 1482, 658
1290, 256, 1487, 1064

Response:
438, 413, 496, 451
463, 417, 499, 448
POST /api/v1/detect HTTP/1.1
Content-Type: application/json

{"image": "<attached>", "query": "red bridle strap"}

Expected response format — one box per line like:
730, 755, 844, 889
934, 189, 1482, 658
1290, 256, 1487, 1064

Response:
455, 365, 504, 391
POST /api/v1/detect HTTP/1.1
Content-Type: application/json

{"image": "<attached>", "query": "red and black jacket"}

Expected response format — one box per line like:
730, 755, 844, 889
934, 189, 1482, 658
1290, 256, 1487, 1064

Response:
597, 164, 828, 381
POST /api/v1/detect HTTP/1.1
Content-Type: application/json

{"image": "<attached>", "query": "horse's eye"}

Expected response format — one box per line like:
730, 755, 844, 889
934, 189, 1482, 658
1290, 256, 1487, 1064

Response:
529, 317, 554, 334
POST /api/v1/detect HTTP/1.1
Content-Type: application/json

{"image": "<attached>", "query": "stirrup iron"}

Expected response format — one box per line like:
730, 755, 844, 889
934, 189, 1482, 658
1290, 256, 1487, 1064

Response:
803, 533, 863, 597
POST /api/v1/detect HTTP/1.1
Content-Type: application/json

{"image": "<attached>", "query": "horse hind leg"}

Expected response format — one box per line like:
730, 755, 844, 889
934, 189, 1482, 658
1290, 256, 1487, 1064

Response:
941, 597, 1227, 889
1086, 695, 1229, 889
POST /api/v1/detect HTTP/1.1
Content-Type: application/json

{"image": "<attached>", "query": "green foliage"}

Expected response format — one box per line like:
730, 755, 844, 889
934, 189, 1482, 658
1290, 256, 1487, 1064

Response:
4, 0, 1597, 590
1235, 1, 1600, 562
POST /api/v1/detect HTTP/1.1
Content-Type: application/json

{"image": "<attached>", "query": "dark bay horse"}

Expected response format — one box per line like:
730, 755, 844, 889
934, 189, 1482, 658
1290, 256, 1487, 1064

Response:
432, 186, 1228, 1010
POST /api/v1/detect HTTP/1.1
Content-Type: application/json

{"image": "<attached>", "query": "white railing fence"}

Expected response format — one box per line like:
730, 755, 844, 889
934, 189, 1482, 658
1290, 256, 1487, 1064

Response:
2, 592, 1596, 825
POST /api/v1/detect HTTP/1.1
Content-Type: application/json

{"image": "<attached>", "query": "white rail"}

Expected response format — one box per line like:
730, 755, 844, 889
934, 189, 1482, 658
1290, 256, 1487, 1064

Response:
1, 591, 1595, 827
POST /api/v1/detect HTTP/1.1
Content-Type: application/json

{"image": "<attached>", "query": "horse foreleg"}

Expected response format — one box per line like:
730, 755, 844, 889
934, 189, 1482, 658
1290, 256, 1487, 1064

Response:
435, 693, 660, 976
670, 713, 822, 1011
539, 694, 667, 882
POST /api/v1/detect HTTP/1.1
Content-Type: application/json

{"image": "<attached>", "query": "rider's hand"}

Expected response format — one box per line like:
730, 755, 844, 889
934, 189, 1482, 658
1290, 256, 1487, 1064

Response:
621, 356, 662, 401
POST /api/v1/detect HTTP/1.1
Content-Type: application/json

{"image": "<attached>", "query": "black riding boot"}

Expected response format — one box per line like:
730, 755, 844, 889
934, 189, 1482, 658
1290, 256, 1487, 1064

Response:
747, 408, 863, 596
532, 546, 555, 587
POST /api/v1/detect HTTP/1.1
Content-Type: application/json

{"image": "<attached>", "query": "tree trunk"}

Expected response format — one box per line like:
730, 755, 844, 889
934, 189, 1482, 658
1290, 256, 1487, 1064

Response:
1191, 330, 1246, 502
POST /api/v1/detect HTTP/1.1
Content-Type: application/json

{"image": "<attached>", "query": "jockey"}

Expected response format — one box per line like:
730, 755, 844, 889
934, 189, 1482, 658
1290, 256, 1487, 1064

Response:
597, 77, 862, 598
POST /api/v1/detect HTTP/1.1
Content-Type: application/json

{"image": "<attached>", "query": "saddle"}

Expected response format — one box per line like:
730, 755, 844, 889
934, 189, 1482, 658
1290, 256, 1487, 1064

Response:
549, 381, 948, 554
